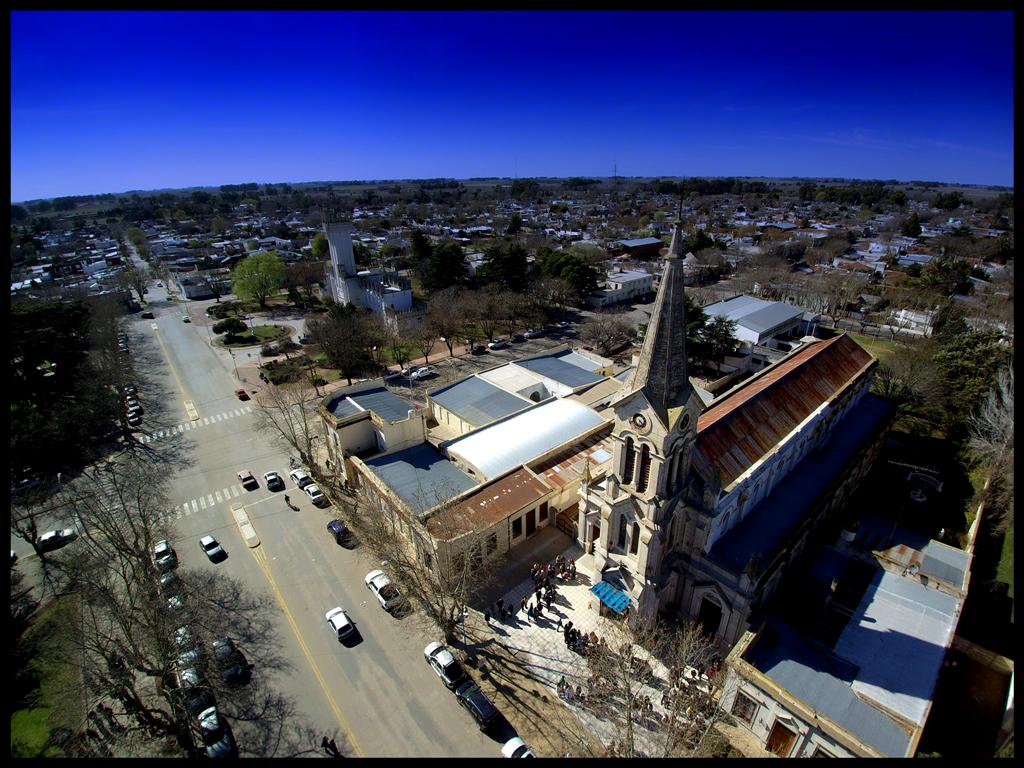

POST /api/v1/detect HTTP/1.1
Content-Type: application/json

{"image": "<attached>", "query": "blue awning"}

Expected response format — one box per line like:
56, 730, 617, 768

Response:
590, 580, 631, 614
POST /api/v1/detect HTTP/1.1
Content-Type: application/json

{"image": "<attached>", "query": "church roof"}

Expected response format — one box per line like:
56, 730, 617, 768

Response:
696, 334, 875, 490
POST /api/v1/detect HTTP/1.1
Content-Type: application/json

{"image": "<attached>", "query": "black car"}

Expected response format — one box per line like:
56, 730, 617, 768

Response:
326, 519, 352, 544
511, 333, 526, 343
455, 680, 500, 731
471, 345, 488, 355
184, 689, 216, 717
212, 637, 251, 686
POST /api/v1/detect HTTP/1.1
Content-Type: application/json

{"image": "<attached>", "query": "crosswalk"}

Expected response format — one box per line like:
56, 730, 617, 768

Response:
163, 483, 248, 521
138, 406, 254, 444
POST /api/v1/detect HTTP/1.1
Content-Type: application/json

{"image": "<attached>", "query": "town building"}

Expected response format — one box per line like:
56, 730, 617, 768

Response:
323, 222, 413, 315
587, 268, 655, 307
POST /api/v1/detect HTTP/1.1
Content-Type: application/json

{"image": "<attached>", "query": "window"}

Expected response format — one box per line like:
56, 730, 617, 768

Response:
731, 691, 757, 724
622, 437, 635, 484
811, 747, 834, 758
512, 516, 523, 539
486, 532, 497, 555
637, 444, 652, 492
630, 522, 640, 554
617, 515, 627, 549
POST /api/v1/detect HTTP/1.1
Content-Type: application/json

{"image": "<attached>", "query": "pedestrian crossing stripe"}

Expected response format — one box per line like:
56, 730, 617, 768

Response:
136, 406, 255, 443
167, 484, 255, 521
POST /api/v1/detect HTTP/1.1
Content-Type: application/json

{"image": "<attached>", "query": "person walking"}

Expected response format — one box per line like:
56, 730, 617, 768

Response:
321, 736, 331, 755
496, 597, 504, 614
556, 614, 563, 630
520, 596, 527, 613
545, 592, 553, 609
484, 609, 491, 624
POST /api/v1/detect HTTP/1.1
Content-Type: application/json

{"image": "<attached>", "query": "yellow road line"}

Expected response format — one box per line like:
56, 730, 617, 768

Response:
250, 545, 364, 757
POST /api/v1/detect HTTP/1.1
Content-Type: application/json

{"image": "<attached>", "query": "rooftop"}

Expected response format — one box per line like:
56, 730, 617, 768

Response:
530, 427, 615, 491
324, 385, 417, 423
426, 468, 549, 540
429, 375, 533, 427
362, 443, 477, 515
703, 294, 806, 334
514, 350, 606, 389
445, 398, 609, 480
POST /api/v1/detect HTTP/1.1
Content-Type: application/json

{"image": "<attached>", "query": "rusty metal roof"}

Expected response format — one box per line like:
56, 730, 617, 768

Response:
426, 468, 549, 541
696, 334, 874, 490
530, 427, 615, 491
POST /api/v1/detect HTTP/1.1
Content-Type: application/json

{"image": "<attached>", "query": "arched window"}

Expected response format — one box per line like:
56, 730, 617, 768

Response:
667, 450, 679, 494
637, 444, 652, 492
617, 514, 627, 549
622, 437, 635, 485
630, 522, 640, 554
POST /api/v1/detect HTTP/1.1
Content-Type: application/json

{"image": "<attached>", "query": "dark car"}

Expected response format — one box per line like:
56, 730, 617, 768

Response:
326, 519, 351, 544
141, 311, 154, 319
212, 637, 251, 686
471, 345, 488, 355
511, 333, 526, 343
184, 689, 216, 717
455, 680, 500, 731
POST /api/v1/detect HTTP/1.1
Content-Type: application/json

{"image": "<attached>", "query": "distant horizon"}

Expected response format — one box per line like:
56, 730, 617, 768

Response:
10, 172, 1014, 206
12, 11, 1014, 201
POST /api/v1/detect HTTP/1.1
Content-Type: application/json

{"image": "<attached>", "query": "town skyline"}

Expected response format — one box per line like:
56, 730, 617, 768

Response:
11, 10, 1015, 201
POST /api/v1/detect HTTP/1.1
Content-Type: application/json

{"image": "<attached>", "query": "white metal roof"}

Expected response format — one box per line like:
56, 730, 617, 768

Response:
445, 398, 608, 480
477, 364, 547, 395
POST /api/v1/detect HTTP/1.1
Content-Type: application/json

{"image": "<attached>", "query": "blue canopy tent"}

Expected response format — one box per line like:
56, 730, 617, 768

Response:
590, 580, 631, 614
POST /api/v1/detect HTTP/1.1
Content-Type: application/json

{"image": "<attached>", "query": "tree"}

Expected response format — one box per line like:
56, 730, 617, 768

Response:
464, 288, 504, 343
968, 368, 1013, 535
427, 287, 467, 358
932, 326, 1011, 435
386, 315, 417, 373
212, 317, 247, 336
253, 379, 325, 472
902, 212, 922, 238
307, 302, 372, 385
417, 241, 468, 295
287, 261, 322, 303
200, 274, 227, 303
536, 248, 601, 303
117, 261, 149, 305
476, 242, 530, 292
700, 316, 738, 374
410, 229, 432, 265
210, 216, 229, 235
231, 251, 286, 309
871, 339, 945, 434
534, 276, 575, 319
412, 318, 440, 366
580, 313, 634, 356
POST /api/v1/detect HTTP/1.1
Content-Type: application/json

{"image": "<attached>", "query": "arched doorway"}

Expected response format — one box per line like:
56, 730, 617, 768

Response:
697, 595, 723, 638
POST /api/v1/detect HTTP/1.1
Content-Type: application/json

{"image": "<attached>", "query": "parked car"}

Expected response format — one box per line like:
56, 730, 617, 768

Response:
502, 737, 536, 758
167, 594, 188, 613
127, 413, 143, 427
304, 483, 326, 506
196, 705, 237, 758
511, 334, 526, 344
523, 328, 545, 339
234, 388, 249, 401
289, 468, 312, 489
326, 519, 351, 544
184, 689, 215, 718
122, 384, 137, 395
298, 335, 312, 345
159, 570, 180, 598
36, 527, 78, 553
455, 680, 500, 731
182, 315, 191, 323
175, 665, 202, 692
212, 637, 251, 686
424, 642, 468, 690
410, 366, 437, 381
141, 311, 154, 319
153, 539, 178, 571
199, 535, 226, 562
263, 471, 285, 491
238, 470, 258, 490
556, 321, 572, 329
471, 345, 488, 355
487, 339, 509, 350
325, 606, 355, 640
365, 570, 404, 612
156, 282, 163, 288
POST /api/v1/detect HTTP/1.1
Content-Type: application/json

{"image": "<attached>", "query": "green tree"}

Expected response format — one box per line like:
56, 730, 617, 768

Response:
410, 229, 433, 264
932, 328, 1011, 429
535, 248, 601, 302
212, 317, 247, 336
418, 241, 468, 294
477, 242, 530, 292
311, 232, 329, 261
231, 251, 287, 309
700, 316, 739, 374
902, 212, 922, 238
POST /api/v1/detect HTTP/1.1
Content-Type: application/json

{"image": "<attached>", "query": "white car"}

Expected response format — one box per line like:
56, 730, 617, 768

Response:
365, 570, 403, 612
304, 483, 326, 505
409, 366, 436, 381
199, 535, 226, 562
153, 539, 178, 571
325, 607, 355, 640
424, 642, 468, 690
502, 737, 536, 758
36, 527, 79, 552
263, 471, 285, 491
288, 468, 312, 489
487, 339, 509, 350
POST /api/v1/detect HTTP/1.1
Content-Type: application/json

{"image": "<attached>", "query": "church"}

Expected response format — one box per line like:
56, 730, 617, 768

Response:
327, 211, 892, 652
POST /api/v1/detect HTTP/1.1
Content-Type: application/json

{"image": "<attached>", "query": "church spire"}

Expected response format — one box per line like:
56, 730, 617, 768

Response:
618, 192, 693, 429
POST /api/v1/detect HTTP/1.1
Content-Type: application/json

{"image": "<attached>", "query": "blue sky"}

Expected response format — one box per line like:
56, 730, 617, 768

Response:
10, 11, 1015, 201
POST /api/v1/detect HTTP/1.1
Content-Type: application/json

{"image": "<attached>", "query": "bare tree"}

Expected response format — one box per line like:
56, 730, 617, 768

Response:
968, 367, 1014, 534
118, 260, 150, 305
412, 318, 439, 366
287, 261, 323, 303
580, 312, 634, 356
200, 273, 228, 303
252, 380, 325, 471
535, 276, 575, 318
465, 288, 503, 343
579, 618, 728, 757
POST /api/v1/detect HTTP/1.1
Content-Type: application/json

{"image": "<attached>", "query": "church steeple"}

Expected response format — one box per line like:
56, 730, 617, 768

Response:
617, 193, 693, 430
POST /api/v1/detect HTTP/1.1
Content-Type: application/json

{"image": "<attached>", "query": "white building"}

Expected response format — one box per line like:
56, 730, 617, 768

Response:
323, 223, 413, 315
588, 269, 655, 307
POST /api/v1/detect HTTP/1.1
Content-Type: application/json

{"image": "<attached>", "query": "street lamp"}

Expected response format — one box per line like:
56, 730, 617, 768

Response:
229, 349, 239, 380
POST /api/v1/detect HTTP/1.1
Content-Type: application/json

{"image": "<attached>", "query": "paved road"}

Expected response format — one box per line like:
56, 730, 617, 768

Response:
102, 293, 502, 756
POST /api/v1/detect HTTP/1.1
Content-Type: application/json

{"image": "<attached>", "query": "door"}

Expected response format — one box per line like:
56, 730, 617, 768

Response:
766, 720, 797, 757
697, 596, 723, 638
590, 524, 600, 554
525, 508, 536, 537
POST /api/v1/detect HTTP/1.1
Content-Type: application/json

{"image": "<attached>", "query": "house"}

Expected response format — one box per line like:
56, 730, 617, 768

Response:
588, 269, 655, 307
889, 308, 935, 336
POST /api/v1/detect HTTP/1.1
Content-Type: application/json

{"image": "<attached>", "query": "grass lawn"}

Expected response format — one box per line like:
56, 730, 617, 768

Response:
848, 332, 901, 365
222, 324, 289, 347
11, 707, 62, 757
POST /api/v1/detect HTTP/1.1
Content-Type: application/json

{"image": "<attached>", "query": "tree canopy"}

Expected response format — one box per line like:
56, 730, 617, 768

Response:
417, 241, 468, 294
231, 250, 287, 308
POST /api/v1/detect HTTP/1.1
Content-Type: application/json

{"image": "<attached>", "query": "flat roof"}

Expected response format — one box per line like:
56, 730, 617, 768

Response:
703, 294, 804, 334
614, 237, 664, 247
324, 386, 416, 423
514, 353, 604, 389
430, 376, 532, 427
426, 468, 549, 541
477, 364, 547, 395
363, 443, 476, 515
446, 398, 608, 480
